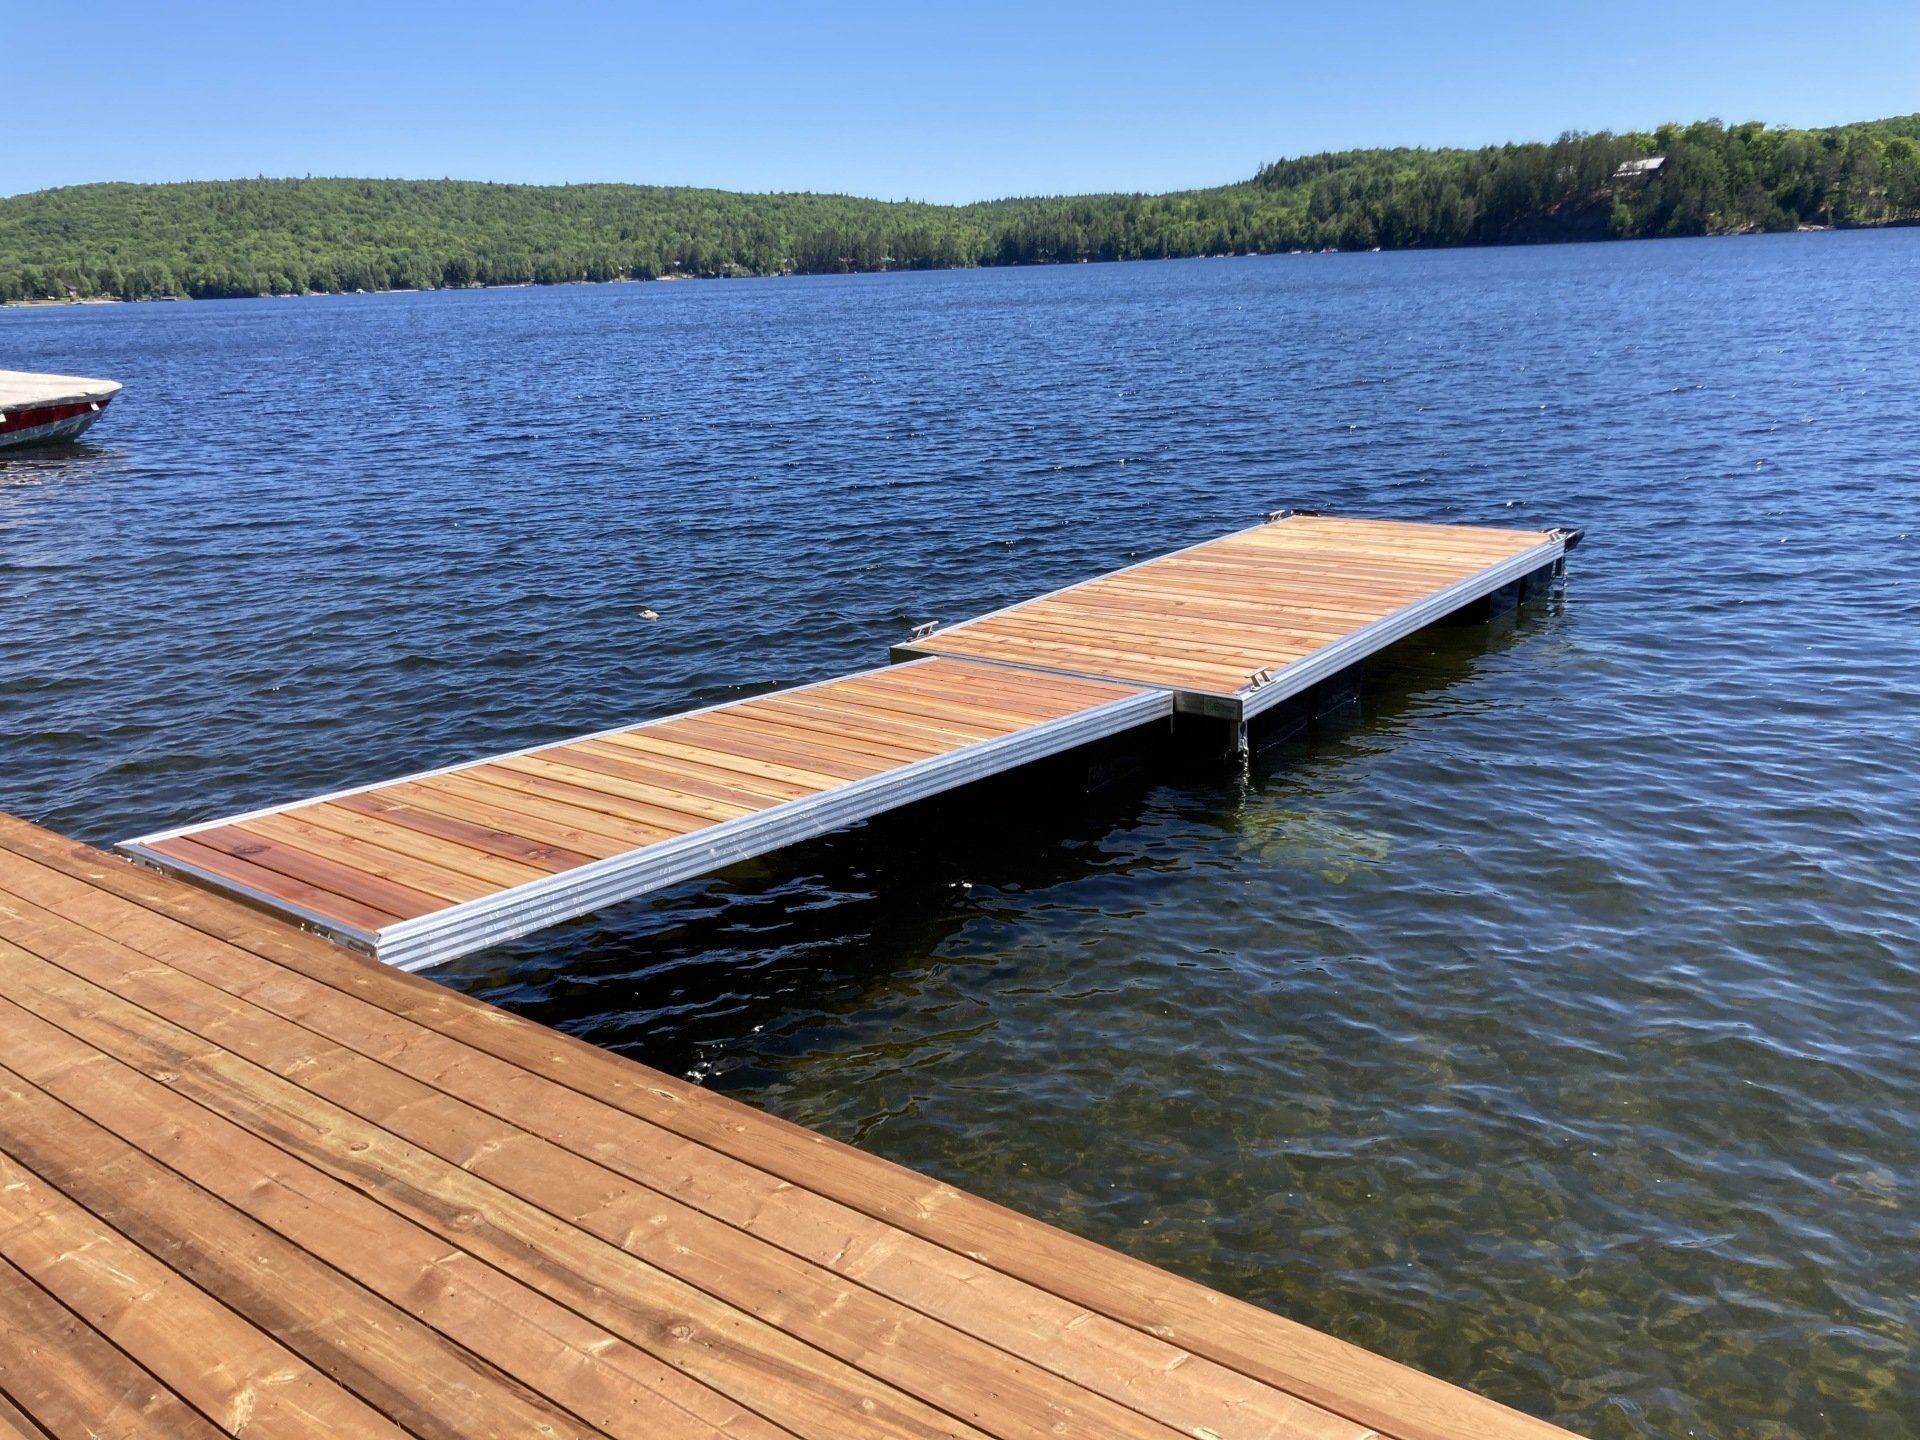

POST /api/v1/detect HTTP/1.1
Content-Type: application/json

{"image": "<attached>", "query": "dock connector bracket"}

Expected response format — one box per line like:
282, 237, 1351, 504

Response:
909, 620, 941, 641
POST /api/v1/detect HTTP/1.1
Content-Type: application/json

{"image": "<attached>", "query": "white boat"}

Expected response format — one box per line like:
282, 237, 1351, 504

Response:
0, 369, 123, 449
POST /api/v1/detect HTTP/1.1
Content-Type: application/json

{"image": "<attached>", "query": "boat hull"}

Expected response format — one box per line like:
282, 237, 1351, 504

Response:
0, 396, 113, 449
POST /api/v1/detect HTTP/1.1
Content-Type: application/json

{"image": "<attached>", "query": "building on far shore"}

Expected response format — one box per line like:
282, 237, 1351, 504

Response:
1613, 155, 1667, 179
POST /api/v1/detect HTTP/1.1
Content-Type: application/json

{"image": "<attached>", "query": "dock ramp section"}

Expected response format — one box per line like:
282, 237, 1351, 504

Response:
120, 658, 1170, 970
894, 513, 1573, 720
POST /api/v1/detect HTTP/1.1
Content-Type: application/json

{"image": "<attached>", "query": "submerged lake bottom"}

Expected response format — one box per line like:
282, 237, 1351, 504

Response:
4, 232, 1918, 1438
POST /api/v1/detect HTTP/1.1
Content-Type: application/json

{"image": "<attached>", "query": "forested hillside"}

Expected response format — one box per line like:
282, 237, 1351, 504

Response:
3, 114, 1915, 302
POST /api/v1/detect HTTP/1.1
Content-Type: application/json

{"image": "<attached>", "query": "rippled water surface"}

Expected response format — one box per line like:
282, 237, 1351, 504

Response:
5, 235, 1918, 1438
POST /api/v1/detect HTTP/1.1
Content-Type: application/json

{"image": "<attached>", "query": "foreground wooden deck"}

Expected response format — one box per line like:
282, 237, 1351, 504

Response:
0, 814, 1574, 1439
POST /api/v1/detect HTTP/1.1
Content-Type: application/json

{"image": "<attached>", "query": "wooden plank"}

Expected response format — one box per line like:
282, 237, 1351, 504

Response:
0, 1390, 50, 1440
498, 752, 760, 829
1243, 519, 1542, 559
1122, 554, 1456, 590
613, 729, 870, 793
0, 1388, 52, 1440
459, 761, 704, 839
643, 715, 897, 783
895, 661, 1145, 710
0, 1148, 409, 1438
912, 632, 1242, 693
586, 734, 820, 802
1087, 571, 1435, 615
864, 672, 1128, 721
406, 770, 680, 851
963, 613, 1302, 669
991, 591, 1359, 645
824, 674, 1095, 729
1170, 541, 1494, 576
181, 822, 447, 921
908, 636, 1245, 691
698, 707, 946, 767
140, 832, 410, 932
919, 621, 1273, 674
0, 1065, 600, 1440
234, 812, 502, 906
538, 743, 795, 818
1079, 575, 1409, 623
332, 789, 601, 871
295, 801, 558, 887
1097, 545, 1450, 589
0, 866, 1352, 1440
0, 1257, 219, 1440
737, 691, 983, 750
746, 692, 1008, 748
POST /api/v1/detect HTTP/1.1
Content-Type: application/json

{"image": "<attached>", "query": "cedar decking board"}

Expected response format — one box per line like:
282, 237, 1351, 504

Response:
893, 514, 1571, 720
120, 658, 1171, 971
0, 815, 1577, 1440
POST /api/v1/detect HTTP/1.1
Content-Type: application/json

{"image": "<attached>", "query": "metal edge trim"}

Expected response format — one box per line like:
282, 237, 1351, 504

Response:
115, 842, 383, 953
1236, 538, 1566, 721
374, 686, 1174, 971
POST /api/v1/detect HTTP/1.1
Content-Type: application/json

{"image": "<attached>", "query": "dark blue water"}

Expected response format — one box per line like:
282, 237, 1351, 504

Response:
5, 235, 1917, 1439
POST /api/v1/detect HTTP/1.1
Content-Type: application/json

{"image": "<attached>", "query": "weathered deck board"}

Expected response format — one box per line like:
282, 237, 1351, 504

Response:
0, 815, 1576, 1440
894, 514, 1569, 716
121, 658, 1169, 969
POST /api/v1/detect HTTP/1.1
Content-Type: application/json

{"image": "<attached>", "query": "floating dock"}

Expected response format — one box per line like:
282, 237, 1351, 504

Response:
893, 514, 1571, 721
122, 659, 1169, 971
119, 514, 1573, 970
0, 813, 1575, 1439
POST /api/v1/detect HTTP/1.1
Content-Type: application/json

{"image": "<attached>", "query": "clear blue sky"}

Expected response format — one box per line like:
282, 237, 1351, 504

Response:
7, 1, 1916, 202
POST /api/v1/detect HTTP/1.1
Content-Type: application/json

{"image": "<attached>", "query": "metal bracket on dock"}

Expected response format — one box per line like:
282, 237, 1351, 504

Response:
1548, 526, 1586, 550
909, 620, 941, 640
1247, 665, 1278, 689
1263, 508, 1322, 524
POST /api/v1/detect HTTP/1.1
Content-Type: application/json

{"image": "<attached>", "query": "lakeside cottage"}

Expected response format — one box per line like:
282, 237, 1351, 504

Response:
1613, 154, 1668, 178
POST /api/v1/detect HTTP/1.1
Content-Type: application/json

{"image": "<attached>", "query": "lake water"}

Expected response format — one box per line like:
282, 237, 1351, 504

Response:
4, 234, 1917, 1439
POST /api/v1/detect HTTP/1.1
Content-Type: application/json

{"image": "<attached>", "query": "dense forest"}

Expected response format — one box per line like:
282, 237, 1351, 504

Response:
3, 114, 1916, 302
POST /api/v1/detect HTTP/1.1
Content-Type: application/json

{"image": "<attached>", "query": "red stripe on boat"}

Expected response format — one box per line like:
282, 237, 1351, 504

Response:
0, 398, 111, 434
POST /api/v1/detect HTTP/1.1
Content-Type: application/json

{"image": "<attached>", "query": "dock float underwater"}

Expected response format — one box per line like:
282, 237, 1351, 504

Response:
119, 513, 1576, 971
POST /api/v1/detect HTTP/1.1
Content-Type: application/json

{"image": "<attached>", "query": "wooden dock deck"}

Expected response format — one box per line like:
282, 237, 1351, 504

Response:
0, 814, 1575, 1440
893, 514, 1572, 721
116, 514, 1570, 972
120, 659, 1169, 971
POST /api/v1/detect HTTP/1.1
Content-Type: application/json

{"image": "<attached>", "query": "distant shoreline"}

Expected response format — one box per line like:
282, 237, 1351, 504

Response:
5, 115, 1916, 304
4, 217, 1915, 310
